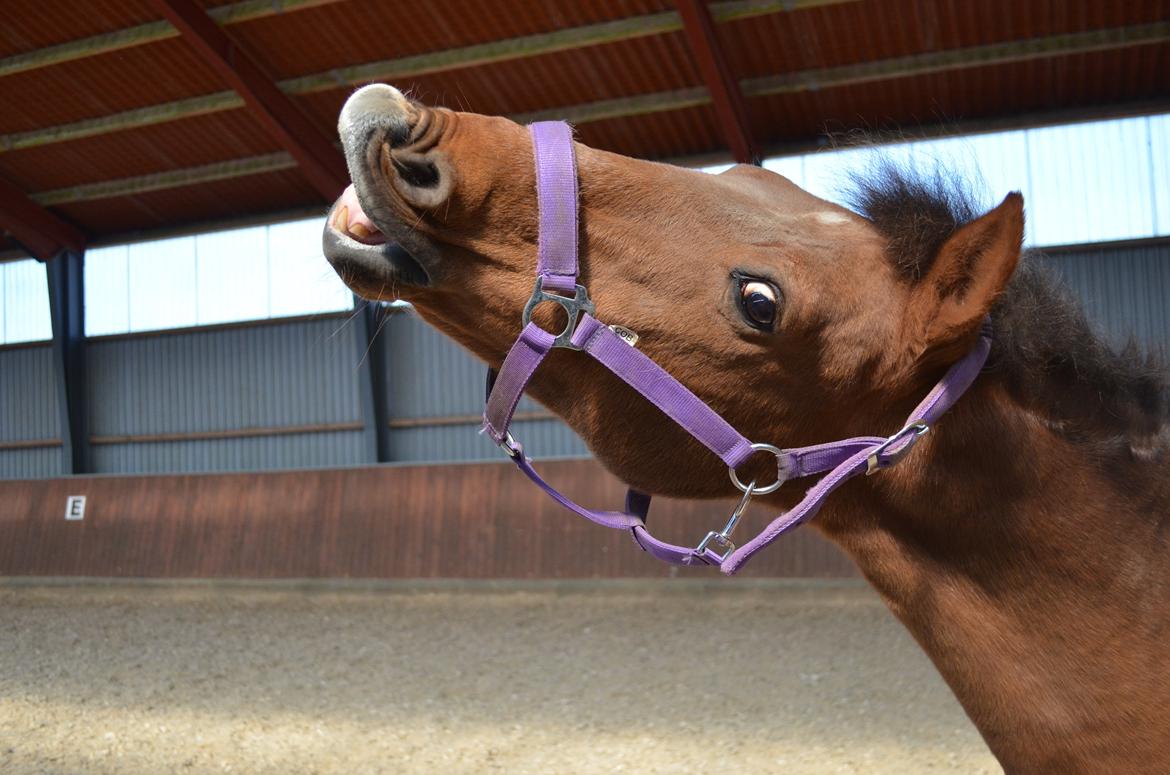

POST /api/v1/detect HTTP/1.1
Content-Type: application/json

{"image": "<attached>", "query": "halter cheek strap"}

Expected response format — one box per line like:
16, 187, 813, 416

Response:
482, 120, 991, 575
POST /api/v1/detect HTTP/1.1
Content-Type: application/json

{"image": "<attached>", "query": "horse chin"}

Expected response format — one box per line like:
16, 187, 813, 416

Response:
321, 227, 430, 300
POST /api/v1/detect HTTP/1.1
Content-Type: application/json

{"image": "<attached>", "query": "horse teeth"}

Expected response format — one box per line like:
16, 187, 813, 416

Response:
350, 223, 371, 239
333, 205, 349, 231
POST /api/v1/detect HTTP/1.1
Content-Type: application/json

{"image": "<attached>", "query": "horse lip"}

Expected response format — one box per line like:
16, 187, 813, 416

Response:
322, 221, 431, 289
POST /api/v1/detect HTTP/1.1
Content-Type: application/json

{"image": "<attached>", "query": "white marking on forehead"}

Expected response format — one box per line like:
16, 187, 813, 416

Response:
812, 211, 852, 226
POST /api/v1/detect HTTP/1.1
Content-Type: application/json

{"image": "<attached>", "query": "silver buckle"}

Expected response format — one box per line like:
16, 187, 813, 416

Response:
522, 277, 595, 349
695, 481, 756, 562
729, 443, 790, 495
866, 422, 929, 475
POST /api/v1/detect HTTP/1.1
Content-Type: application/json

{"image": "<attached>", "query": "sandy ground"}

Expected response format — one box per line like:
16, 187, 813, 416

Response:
0, 579, 1000, 774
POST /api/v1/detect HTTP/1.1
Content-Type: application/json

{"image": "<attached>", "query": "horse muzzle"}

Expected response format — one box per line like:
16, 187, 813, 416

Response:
324, 84, 453, 295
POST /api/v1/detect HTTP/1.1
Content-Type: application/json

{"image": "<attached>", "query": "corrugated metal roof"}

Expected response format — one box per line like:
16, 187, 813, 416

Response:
0, 0, 156, 59
230, 0, 678, 82
745, 43, 1170, 147
1, 0, 1168, 253
54, 169, 321, 236
724, 0, 1170, 79
0, 40, 227, 133
0, 109, 280, 191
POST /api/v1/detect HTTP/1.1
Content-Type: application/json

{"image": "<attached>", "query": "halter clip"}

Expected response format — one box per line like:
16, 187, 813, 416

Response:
696, 480, 757, 562
866, 422, 930, 475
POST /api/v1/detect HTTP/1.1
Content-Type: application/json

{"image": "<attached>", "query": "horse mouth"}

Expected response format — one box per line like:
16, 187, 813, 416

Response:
322, 184, 430, 292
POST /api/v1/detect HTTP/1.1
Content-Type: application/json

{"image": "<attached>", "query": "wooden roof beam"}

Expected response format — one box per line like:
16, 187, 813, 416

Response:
0, 175, 86, 259
148, 0, 348, 200
676, 0, 760, 165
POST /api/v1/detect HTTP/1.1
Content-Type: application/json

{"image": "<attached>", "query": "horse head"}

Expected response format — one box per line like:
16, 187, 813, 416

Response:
322, 84, 1023, 501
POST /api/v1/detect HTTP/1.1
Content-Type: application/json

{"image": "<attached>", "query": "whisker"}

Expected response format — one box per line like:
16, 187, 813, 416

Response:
329, 299, 367, 340
356, 301, 393, 370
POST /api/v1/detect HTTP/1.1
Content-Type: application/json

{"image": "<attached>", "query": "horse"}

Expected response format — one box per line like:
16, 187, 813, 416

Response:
322, 84, 1170, 773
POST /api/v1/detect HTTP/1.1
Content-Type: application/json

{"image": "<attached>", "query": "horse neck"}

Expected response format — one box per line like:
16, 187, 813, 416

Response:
818, 382, 1170, 771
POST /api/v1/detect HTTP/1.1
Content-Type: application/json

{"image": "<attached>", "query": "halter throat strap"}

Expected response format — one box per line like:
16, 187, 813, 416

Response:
482, 120, 992, 575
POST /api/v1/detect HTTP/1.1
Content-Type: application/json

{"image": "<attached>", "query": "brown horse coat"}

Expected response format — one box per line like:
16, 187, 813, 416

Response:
323, 85, 1170, 773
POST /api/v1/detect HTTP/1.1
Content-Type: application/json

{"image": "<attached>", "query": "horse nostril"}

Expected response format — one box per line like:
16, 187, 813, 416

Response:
392, 156, 440, 188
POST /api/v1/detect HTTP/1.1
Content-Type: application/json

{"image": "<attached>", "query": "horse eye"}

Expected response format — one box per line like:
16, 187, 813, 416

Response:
738, 279, 779, 330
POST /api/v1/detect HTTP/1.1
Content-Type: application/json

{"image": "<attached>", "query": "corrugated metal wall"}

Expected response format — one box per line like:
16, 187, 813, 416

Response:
0, 345, 62, 478
1045, 243, 1170, 355
86, 318, 367, 473
383, 312, 588, 462
1, 241, 1166, 479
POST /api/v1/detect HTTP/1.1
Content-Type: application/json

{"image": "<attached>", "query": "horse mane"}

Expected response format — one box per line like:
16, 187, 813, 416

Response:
843, 158, 1170, 450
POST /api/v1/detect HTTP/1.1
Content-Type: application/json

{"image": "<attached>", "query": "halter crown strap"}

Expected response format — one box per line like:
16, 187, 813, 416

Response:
530, 121, 580, 293
482, 119, 992, 575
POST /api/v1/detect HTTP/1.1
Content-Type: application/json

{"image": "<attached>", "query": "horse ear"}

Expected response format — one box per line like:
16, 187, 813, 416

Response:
912, 192, 1024, 350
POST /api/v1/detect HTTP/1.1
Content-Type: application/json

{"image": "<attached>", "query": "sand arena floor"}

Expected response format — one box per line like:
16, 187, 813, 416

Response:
0, 579, 999, 774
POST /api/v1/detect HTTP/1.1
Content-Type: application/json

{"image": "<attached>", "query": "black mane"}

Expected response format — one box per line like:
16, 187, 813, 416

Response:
844, 160, 1170, 446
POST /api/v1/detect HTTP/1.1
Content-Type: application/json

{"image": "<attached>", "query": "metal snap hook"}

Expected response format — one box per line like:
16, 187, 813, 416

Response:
729, 442, 790, 495
696, 479, 757, 562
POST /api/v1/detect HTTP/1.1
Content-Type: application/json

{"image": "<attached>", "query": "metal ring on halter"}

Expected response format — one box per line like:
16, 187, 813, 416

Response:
729, 442, 790, 495
522, 277, 596, 349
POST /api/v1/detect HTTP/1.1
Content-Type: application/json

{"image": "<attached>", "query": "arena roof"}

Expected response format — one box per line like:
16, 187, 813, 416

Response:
1, 0, 1168, 259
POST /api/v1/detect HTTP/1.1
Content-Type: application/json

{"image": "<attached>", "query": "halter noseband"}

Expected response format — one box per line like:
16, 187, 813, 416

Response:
482, 121, 991, 575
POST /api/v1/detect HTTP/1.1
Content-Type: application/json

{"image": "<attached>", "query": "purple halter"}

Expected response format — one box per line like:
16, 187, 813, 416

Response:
483, 121, 991, 575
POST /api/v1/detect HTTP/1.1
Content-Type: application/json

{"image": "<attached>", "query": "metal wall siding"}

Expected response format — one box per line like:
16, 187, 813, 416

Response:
384, 312, 485, 418
6, 240, 1166, 477
1046, 243, 1170, 355
88, 318, 366, 473
0, 345, 62, 478
89, 319, 362, 436
91, 430, 366, 475
385, 313, 556, 418
0, 448, 62, 480
0, 345, 59, 441
383, 312, 587, 460
389, 418, 590, 464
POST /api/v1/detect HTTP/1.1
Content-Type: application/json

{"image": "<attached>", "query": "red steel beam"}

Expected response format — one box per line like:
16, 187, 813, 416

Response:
149, 0, 348, 200
0, 175, 86, 259
676, 0, 760, 164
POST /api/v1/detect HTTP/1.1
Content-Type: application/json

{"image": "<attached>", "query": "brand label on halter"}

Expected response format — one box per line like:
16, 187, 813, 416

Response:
609, 325, 639, 347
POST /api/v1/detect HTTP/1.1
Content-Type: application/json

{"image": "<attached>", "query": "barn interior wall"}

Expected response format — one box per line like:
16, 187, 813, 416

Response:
382, 312, 588, 463
84, 317, 368, 473
0, 459, 859, 579
1, 240, 1167, 480
1045, 242, 1170, 355
0, 344, 62, 478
